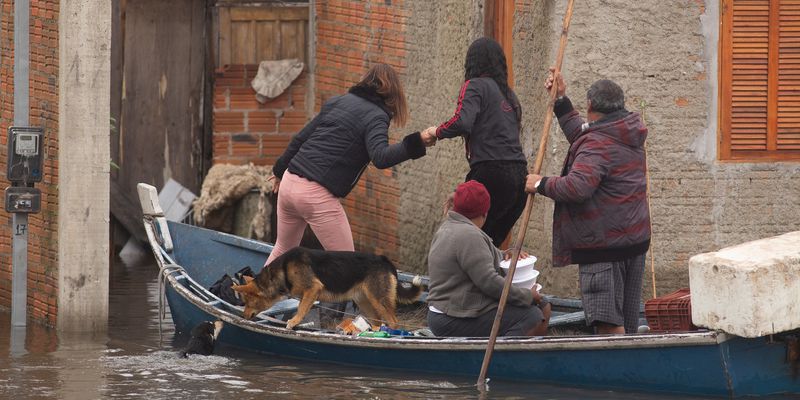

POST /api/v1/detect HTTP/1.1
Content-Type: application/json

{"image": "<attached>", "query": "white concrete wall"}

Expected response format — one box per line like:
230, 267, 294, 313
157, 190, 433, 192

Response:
57, 0, 112, 332
690, 231, 800, 338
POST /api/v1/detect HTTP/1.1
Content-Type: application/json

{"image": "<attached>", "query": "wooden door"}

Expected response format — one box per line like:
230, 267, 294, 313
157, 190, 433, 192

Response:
110, 0, 210, 242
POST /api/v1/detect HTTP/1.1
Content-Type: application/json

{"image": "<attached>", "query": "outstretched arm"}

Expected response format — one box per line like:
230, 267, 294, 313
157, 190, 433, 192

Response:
435, 80, 482, 140
365, 116, 426, 169
527, 138, 609, 203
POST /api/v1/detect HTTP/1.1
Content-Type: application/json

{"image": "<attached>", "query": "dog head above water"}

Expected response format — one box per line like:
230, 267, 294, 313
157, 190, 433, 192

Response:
231, 275, 283, 320
180, 320, 224, 357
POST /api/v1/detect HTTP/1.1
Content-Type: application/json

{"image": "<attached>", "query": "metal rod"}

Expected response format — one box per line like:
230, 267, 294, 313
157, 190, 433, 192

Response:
477, 0, 576, 388
11, 0, 31, 328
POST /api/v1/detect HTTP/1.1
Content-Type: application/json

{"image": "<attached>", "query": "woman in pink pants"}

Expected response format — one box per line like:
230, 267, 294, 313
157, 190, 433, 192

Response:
266, 63, 433, 266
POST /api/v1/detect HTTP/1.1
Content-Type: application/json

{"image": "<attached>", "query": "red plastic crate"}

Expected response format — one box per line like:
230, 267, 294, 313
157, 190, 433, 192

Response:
644, 288, 698, 333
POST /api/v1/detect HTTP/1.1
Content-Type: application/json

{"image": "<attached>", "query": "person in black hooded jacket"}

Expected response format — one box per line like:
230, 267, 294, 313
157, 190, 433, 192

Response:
266, 63, 430, 267
423, 37, 528, 248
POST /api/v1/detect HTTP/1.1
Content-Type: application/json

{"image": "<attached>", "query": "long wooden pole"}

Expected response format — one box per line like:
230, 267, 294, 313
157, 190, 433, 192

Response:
477, 0, 576, 388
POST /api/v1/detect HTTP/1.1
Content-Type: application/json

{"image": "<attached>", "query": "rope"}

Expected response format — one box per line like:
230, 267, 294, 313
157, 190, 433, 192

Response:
157, 263, 185, 346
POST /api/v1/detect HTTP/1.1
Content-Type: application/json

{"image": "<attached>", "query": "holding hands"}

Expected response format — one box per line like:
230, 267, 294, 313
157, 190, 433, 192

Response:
421, 126, 438, 147
545, 66, 567, 97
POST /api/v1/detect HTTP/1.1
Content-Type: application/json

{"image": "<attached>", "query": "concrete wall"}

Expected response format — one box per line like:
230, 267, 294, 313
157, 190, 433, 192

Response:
515, 0, 800, 298
58, 0, 111, 332
397, 0, 484, 272
0, 0, 60, 326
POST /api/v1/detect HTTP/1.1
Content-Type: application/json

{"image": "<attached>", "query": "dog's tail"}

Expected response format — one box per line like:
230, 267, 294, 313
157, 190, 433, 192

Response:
396, 274, 424, 304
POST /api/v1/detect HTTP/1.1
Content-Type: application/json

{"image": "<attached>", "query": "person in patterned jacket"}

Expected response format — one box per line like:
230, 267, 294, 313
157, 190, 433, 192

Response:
526, 68, 650, 335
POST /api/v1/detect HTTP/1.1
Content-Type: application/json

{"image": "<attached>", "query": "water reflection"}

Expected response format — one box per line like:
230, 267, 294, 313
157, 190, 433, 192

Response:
0, 251, 780, 399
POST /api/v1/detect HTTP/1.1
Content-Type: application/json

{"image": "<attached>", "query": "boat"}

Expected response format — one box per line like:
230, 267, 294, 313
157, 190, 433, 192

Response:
137, 183, 800, 398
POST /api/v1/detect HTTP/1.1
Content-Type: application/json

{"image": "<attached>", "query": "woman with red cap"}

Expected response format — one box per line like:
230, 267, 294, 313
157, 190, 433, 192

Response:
426, 181, 550, 337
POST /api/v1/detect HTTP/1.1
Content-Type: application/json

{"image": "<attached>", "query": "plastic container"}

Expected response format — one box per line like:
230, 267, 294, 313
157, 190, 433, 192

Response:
644, 288, 697, 332
499, 255, 539, 290
357, 331, 390, 338
379, 325, 412, 337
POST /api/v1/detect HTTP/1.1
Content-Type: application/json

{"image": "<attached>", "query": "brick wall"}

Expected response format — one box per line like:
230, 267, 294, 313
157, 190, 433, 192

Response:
212, 64, 308, 166
314, 0, 409, 259
210, 1, 411, 261
0, 0, 60, 326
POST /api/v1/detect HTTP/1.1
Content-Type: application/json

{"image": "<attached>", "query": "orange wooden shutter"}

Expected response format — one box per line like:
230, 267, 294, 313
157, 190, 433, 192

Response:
720, 0, 800, 160
778, 0, 800, 150
721, 0, 770, 159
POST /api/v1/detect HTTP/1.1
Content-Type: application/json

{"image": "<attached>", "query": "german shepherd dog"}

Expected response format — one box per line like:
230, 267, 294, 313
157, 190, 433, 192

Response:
231, 247, 423, 330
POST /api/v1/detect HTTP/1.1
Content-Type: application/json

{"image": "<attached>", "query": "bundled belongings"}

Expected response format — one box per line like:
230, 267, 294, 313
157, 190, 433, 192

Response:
193, 163, 273, 240
209, 266, 255, 306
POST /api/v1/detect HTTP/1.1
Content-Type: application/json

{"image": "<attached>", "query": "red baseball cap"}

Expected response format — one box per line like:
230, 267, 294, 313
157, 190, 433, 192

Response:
453, 180, 491, 219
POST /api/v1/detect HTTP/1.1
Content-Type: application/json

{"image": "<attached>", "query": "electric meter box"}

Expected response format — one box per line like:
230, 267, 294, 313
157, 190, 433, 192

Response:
7, 126, 44, 183
4, 187, 41, 213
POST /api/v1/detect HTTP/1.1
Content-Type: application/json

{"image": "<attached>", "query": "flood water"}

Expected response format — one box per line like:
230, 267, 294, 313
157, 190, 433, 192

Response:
0, 253, 791, 399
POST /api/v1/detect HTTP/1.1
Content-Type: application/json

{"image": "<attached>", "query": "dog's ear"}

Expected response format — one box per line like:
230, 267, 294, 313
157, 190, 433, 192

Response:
231, 280, 260, 296
243, 275, 255, 283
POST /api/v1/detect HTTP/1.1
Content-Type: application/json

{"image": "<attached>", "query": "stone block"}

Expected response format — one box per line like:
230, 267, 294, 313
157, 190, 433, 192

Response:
689, 231, 800, 337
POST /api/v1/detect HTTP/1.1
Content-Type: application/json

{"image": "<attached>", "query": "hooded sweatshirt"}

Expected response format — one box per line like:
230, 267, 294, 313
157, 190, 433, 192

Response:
536, 96, 651, 267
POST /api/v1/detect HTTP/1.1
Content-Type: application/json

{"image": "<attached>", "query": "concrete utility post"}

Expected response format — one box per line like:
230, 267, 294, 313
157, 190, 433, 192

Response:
57, 0, 112, 332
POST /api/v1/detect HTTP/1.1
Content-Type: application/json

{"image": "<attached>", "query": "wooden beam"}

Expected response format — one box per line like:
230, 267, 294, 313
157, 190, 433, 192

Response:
484, 0, 515, 88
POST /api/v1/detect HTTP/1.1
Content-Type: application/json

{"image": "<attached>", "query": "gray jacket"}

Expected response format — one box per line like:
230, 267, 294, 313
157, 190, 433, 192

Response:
427, 211, 533, 318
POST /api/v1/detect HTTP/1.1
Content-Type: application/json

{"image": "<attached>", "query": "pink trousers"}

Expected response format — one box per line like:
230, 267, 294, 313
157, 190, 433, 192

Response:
263, 171, 354, 266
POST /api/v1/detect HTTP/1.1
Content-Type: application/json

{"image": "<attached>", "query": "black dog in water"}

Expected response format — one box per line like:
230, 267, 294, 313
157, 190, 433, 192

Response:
180, 320, 224, 357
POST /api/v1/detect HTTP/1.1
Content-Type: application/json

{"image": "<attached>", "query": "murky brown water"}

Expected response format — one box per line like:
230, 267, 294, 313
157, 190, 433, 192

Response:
0, 253, 783, 399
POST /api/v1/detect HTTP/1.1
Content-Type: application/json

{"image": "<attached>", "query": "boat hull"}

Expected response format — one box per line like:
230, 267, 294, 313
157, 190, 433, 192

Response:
156, 220, 800, 398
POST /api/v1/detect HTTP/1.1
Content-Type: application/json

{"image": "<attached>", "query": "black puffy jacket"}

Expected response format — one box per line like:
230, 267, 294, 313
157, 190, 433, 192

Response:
273, 85, 426, 198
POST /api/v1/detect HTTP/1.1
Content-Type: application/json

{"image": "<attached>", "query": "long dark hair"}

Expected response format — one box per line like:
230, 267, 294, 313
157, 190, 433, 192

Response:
355, 64, 409, 127
464, 37, 521, 121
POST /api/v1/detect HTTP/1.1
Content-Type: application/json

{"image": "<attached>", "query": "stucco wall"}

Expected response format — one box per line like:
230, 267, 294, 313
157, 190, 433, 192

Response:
514, 0, 800, 299
397, 0, 484, 272
399, 0, 800, 300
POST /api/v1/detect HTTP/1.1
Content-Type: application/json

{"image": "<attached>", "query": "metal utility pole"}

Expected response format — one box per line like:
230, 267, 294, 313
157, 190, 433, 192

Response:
12, 0, 31, 328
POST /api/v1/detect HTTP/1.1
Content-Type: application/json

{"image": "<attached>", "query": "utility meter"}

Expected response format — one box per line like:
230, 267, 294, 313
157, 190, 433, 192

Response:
7, 126, 43, 183
4, 187, 41, 213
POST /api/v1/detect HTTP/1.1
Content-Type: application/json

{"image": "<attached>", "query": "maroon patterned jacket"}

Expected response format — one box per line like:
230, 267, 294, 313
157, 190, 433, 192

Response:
537, 97, 650, 267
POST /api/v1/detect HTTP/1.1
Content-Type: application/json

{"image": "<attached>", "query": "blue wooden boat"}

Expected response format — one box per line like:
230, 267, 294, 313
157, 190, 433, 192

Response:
138, 184, 800, 398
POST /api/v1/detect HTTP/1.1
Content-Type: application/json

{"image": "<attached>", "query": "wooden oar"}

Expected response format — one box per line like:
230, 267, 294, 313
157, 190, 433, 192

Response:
477, 0, 576, 389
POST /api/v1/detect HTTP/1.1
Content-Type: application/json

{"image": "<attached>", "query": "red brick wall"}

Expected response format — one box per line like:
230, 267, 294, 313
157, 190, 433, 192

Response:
212, 64, 308, 166
314, 0, 408, 259
0, 0, 60, 326
210, 1, 410, 262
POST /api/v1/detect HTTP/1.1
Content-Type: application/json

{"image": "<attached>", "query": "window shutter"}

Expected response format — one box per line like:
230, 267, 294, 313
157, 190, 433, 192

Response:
778, 0, 800, 150
217, 7, 308, 67
720, 0, 800, 160
721, 0, 769, 157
